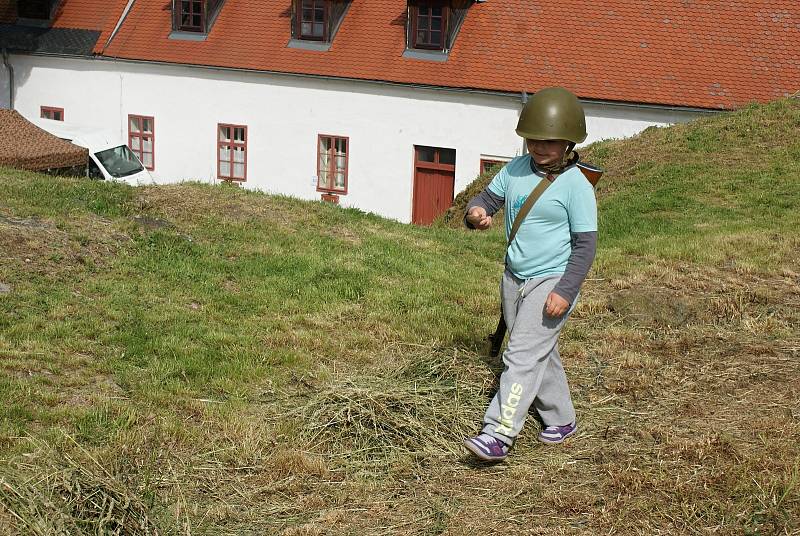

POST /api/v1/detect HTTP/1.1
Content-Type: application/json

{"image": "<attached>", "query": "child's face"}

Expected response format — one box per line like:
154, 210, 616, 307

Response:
526, 139, 571, 166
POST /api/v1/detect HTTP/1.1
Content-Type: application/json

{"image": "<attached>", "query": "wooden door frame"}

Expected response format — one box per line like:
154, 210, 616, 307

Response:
411, 145, 455, 224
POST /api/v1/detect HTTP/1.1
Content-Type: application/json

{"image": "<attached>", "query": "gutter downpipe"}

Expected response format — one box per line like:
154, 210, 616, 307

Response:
520, 91, 528, 155
2, 49, 14, 109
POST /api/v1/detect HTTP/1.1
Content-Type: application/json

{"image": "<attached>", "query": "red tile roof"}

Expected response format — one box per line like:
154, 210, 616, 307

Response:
51, 0, 129, 48
60, 1, 800, 109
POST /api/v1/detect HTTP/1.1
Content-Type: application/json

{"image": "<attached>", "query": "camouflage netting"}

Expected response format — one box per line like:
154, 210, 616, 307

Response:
0, 109, 88, 171
0, 3, 15, 23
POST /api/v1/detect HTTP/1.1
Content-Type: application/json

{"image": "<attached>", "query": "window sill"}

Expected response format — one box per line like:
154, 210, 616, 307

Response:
169, 31, 208, 41
287, 39, 331, 52
402, 48, 449, 62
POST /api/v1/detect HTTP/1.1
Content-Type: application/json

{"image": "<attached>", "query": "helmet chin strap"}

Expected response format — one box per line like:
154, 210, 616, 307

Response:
533, 142, 579, 175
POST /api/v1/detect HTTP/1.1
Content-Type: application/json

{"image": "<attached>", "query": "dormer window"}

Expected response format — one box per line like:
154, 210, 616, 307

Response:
297, 0, 328, 41
177, 1, 204, 32
18, 0, 58, 21
410, 1, 448, 50
288, 0, 351, 50
171, 0, 224, 36
404, 0, 471, 59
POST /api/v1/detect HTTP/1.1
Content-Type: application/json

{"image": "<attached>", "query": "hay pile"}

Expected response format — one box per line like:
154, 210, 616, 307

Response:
0, 438, 162, 536
284, 349, 492, 462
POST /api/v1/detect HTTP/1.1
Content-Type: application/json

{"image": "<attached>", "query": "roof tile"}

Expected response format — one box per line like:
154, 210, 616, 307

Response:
54, 0, 800, 109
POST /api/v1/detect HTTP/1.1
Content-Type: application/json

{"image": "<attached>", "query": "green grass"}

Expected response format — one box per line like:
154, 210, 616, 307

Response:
447, 98, 800, 271
1, 98, 799, 535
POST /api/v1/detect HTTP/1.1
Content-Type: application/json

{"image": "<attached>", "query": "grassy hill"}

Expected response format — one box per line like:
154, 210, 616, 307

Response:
1, 98, 799, 535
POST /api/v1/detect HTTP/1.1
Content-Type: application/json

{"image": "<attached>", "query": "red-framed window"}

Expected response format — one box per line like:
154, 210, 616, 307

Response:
410, 1, 448, 50
40, 106, 64, 121
176, 0, 205, 32
480, 158, 507, 175
415, 145, 456, 171
296, 0, 328, 41
128, 115, 155, 170
317, 134, 348, 194
218, 124, 247, 181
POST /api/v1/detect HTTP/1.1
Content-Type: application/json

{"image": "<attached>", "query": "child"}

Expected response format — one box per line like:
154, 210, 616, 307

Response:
463, 87, 597, 462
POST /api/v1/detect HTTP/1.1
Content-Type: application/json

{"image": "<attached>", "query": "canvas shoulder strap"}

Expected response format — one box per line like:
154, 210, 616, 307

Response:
507, 176, 552, 246
506, 161, 603, 247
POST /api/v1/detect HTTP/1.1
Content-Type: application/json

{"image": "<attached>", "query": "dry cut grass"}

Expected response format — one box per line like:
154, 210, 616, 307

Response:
0, 436, 164, 536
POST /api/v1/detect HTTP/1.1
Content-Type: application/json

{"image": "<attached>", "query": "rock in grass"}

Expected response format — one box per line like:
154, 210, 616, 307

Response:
0, 282, 11, 293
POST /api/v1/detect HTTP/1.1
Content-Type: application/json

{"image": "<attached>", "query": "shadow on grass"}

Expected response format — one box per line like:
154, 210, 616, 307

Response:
457, 454, 509, 469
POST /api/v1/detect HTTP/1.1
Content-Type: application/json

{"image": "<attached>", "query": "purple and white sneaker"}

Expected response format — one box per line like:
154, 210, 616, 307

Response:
464, 433, 510, 461
538, 422, 578, 444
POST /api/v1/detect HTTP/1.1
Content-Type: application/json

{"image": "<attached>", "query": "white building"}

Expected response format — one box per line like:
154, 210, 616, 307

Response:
1, 0, 797, 223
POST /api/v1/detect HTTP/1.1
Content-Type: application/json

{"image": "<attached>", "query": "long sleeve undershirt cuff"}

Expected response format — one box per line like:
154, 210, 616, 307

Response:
464, 189, 505, 229
552, 231, 597, 304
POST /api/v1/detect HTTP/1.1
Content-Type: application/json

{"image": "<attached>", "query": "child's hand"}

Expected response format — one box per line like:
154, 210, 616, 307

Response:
466, 207, 493, 230
545, 292, 569, 317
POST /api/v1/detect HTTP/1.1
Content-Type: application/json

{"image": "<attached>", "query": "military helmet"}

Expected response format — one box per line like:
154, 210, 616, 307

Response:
516, 87, 587, 143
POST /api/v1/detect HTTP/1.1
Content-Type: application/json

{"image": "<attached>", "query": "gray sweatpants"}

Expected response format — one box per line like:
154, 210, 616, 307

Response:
483, 270, 577, 444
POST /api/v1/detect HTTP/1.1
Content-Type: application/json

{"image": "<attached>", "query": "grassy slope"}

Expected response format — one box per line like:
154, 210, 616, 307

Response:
447, 99, 800, 270
1, 98, 799, 535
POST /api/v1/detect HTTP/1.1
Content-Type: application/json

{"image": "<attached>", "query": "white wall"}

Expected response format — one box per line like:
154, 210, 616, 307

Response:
582, 101, 702, 143
7, 54, 708, 222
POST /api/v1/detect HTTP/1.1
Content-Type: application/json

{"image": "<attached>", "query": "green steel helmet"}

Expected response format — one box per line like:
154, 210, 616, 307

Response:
516, 87, 587, 143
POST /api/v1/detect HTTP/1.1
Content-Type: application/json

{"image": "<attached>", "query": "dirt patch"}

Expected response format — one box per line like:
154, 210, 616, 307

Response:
0, 212, 126, 282
607, 287, 699, 327
132, 214, 173, 231
320, 224, 361, 245
63, 374, 126, 407
0, 214, 51, 229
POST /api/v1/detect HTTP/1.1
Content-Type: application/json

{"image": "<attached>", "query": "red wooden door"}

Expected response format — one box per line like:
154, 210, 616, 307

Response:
412, 146, 455, 225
